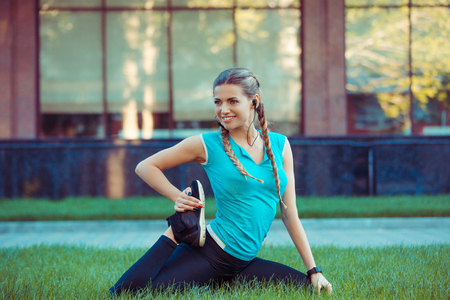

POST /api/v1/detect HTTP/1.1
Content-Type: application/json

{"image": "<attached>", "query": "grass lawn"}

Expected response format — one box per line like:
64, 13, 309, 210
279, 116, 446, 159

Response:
0, 244, 448, 299
1, 194, 449, 221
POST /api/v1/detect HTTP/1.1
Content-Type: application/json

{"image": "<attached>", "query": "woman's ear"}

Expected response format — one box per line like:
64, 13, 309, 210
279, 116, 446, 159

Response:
252, 94, 260, 109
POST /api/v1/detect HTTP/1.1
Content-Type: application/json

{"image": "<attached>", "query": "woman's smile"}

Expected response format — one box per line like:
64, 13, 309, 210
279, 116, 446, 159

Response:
221, 115, 236, 123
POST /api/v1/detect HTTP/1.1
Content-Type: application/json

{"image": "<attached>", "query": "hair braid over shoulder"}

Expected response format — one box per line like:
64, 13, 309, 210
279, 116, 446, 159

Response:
256, 103, 287, 209
220, 127, 264, 184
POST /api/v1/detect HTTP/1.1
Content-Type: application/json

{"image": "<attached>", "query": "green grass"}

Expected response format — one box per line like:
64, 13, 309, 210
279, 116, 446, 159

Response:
0, 244, 448, 299
0, 195, 449, 221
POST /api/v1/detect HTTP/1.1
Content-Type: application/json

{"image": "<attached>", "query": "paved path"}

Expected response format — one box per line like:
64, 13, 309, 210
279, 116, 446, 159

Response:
1, 218, 449, 249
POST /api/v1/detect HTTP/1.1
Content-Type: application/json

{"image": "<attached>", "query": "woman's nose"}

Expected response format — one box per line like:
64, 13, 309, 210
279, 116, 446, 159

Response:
221, 103, 230, 114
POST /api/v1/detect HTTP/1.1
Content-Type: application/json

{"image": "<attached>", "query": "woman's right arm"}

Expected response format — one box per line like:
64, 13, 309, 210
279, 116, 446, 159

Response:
135, 135, 206, 211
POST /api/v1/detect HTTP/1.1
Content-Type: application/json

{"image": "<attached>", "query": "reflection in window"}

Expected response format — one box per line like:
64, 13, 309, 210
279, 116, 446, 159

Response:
412, 7, 450, 133
172, 0, 233, 7
107, 11, 169, 139
346, 7, 410, 134
106, 0, 167, 8
345, 0, 407, 5
41, 114, 104, 137
237, 0, 300, 7
40, 11, 103, 137
40, 0, 101, 8
39, 3, 302, 138
236, 9, 301, 135
172, 10, 234, 122
412, 0, 450, 4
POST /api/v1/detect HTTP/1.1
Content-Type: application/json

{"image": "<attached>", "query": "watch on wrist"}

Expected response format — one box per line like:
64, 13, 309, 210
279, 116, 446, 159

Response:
307, 266, 322, 278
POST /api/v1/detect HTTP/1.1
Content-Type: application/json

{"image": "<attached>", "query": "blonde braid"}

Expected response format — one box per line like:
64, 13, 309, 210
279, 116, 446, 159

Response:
257, 103, 287, 209
220, 127, 264, 184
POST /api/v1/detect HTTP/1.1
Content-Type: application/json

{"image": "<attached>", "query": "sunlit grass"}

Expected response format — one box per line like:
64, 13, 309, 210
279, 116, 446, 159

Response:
1, 194, 449, 221
0, 244, 448, 299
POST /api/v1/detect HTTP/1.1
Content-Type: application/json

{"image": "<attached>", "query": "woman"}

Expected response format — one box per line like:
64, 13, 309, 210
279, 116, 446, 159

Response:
110, 68, 332, 295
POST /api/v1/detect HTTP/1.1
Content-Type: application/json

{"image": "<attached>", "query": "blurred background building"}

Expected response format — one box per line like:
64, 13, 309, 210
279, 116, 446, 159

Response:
1, 0, 449, 140
1, 0, 449, 199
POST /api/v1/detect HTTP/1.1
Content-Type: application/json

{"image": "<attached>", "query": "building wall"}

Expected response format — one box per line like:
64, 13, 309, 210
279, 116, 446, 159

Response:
302, 0, 347, 135
0, 0, 13, 138
0, 0, 38, 139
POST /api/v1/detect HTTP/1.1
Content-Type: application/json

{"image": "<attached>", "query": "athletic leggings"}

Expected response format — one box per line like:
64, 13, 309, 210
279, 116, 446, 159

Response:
110, 230, 310, 295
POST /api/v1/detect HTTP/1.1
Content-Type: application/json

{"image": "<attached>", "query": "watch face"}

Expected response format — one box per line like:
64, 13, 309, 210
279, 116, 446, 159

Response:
316, 266, 322, 273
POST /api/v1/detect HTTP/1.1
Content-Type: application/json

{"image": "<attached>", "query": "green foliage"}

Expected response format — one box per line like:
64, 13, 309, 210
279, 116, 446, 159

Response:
346, 4, 450, 130
0, 244, 448, 299
0, 195, 449, 221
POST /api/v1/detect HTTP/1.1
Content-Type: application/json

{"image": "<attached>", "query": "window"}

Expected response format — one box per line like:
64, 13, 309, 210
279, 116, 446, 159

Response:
345, 0, 450, 135
39, 0, 302, 138
40, 11, 103, 137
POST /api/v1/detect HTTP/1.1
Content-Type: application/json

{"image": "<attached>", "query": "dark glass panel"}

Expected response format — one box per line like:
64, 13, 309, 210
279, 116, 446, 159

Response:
41, 114, 104, 138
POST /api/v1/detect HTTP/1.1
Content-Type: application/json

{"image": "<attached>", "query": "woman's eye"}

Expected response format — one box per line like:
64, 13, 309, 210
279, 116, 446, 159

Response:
214, 100, 220, 105
231, 100, 238, 104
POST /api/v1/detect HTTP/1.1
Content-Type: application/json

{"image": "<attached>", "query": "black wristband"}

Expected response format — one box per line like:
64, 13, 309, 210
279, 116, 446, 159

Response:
307, 266, 322, 277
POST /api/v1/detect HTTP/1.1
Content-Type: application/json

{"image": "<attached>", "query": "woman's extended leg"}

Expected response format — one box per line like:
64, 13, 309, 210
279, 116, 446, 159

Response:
110, 230, 243, 295
232, 257, 310, 286
109, 227, 177, 296
149, 230, 248, 291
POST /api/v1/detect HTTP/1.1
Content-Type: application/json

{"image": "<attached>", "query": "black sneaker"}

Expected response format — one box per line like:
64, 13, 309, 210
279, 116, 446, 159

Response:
166, 180, 206, 247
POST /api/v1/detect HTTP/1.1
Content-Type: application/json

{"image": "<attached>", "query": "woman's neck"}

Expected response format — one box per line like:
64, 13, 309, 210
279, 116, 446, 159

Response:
229, 125, 259, 147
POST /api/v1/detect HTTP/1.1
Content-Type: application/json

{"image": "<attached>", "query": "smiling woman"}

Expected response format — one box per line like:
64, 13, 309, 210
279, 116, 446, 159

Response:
109, 67, 332, 296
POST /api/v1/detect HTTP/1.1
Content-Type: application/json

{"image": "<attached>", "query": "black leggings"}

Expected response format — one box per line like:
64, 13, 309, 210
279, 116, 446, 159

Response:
110, 231, 309, 295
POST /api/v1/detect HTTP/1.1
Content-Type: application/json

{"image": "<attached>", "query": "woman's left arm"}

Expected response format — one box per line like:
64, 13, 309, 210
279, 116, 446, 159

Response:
280, 139, 333, 294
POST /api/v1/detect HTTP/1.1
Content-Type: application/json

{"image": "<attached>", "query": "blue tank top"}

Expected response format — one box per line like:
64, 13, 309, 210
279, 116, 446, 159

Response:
200, 131, 288, 261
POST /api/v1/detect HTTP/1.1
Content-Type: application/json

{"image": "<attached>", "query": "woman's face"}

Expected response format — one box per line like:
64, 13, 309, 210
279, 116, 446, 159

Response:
213, 84, 254, 131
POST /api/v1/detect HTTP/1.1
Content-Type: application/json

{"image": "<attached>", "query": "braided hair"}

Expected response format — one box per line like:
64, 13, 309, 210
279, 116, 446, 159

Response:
213, 68, 287, 209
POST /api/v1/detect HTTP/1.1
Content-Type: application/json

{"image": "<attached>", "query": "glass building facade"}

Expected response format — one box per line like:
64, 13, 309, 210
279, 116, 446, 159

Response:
346, 0, 450, 135
36, 0, 450, 139
39, 0, 302, 138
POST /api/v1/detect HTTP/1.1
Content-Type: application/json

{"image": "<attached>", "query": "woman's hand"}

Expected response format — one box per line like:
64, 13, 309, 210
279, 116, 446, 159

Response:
174, 187, 203, 212
310, 273, 332, 294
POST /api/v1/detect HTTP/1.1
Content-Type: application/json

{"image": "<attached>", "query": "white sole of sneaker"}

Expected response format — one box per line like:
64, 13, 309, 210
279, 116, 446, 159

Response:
195, 180, 206, 247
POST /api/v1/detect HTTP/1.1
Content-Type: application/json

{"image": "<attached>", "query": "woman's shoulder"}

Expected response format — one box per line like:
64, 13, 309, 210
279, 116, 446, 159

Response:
201, 130, 221, 138
268, 131, 286, 139
268, 131, 288, 156
201, 130, 221, 142
268, 131, 287, 144
200, 131, 223, 151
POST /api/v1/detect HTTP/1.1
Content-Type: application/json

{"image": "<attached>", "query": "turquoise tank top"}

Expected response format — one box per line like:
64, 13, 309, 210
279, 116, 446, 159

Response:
200, 131, 288, 261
